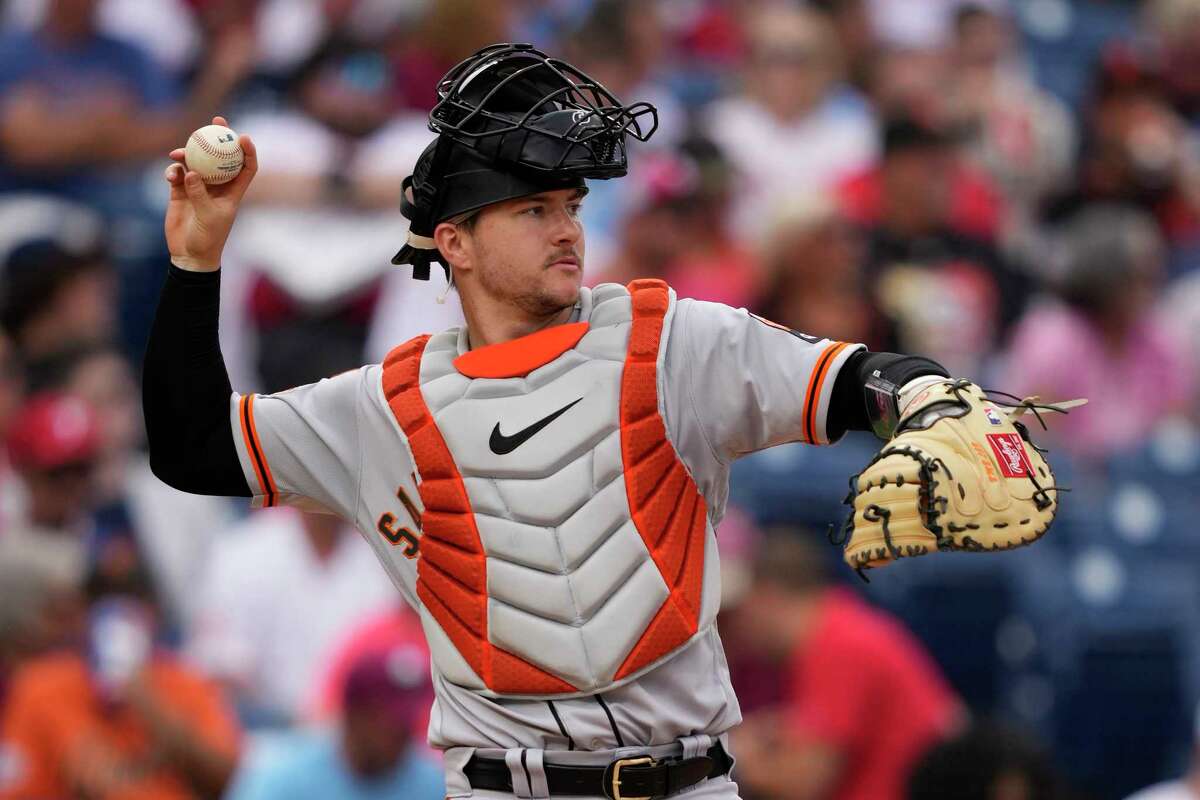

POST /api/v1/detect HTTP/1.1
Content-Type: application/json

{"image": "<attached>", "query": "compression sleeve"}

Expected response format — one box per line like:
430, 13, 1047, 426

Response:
143, 265, 251, 496
826, 350, 950, 440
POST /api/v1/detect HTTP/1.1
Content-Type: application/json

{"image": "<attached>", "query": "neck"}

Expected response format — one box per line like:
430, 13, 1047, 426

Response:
461, 292, 575, 350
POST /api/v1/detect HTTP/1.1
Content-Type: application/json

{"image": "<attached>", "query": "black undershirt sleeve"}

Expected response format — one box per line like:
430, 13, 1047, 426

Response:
143, 265, 250, 497
826, 349, 950, 441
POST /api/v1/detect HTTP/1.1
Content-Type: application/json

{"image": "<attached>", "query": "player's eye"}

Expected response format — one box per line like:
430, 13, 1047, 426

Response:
567, 202, 583, 217
521, 205, 544, 217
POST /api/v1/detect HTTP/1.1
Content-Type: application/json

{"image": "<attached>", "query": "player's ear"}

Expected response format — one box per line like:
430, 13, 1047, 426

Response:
434, 221, 473, 273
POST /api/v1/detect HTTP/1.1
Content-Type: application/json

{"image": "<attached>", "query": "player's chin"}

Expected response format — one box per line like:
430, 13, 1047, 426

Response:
543, 263, 583, 300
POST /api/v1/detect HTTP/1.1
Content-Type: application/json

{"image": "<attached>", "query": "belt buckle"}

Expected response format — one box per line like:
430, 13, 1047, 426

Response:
610, 755, 656, 800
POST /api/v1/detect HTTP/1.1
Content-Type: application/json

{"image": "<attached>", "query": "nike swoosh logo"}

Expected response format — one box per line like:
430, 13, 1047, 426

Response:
489, 397, 584, 455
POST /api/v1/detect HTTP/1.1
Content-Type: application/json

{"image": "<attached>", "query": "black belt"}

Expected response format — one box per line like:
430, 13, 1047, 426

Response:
463, 741, 733, 799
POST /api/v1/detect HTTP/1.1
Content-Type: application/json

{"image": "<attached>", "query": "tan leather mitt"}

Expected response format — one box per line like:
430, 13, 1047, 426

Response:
835, 379, 1071, 576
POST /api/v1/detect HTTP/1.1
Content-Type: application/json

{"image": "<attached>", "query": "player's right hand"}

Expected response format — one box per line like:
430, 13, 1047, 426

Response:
163, 115, 257, 272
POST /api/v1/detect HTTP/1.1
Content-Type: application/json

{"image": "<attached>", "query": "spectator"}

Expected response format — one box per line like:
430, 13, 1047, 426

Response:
0, 558, 80, 708
0, 393, 102, 588
0, 332, 25, 525
754, 193, 875, 345
562, 0, 688, 267
305, 603, 429, 723
947, 3, 1076, 227
226, 645, 443, 800
908, 722, 1066, 800
1045, 46, 1200, 267
601, 137, 760, 307
704, 4, 877, 239
223, 40, 457, 380
186, 506, 398, 724
1005, 204, 1194, 459
839, 116, 1025, 376
810, 0, 875, 91
1145, 0, 1200, 124
26, 341, 236, 627
0, 0, 251, 190
0, 238, 116, 361
0, 547, 240, 800
729, 532, 960, 800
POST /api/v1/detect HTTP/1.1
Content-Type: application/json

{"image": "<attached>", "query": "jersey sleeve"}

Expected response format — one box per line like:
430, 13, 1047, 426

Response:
229, 367, 369, 520
664, 299, 865, 463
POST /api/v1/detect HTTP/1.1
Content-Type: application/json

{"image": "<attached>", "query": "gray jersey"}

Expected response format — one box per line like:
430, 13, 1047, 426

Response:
229, 283, 862, 791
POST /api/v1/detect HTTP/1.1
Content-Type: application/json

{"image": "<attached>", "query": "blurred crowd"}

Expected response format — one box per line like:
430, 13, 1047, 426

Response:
0, 0, 1197, 798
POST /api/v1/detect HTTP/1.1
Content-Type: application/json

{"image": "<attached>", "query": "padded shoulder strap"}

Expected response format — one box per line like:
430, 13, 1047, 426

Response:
615, 279, 709, 679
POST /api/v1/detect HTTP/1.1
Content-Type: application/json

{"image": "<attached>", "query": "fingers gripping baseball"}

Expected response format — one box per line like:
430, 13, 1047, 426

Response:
163, 116, 258, 271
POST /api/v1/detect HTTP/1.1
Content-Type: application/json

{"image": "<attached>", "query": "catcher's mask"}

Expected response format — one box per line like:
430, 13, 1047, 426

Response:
392, 43, 658, 280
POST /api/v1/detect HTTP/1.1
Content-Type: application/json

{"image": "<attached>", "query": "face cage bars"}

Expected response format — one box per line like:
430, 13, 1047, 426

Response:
428, 44, 659, 175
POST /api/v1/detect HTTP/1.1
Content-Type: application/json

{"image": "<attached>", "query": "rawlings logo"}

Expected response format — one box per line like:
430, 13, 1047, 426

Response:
987, 433, 1031, 478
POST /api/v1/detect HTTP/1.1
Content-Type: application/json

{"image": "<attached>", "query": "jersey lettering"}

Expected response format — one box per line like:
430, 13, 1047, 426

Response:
376, 512, 419, 557
375, 486, 422, 557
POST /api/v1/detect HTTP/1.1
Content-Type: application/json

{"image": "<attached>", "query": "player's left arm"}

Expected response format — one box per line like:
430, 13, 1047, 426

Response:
664, 299, 948, 461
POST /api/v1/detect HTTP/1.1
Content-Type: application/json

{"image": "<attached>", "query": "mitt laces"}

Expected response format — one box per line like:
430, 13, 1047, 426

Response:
830, 381, 1080, 576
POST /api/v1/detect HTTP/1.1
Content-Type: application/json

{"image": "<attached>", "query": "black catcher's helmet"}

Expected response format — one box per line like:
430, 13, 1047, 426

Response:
392, 43, 659, 280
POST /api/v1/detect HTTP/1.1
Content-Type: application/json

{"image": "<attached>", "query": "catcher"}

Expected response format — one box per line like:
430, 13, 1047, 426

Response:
143, 44, 1069, 800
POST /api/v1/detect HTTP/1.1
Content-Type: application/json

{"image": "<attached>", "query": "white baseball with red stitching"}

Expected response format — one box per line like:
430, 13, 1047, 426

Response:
184, 124, 243, 185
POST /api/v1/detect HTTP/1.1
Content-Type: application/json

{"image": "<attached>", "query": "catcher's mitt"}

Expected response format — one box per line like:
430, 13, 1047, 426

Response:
833, 379, 1079, 576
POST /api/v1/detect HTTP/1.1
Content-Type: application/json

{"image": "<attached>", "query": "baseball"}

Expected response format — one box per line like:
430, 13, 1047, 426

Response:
185, 124, 244, 185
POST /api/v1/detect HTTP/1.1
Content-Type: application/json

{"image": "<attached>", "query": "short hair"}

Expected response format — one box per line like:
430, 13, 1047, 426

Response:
0, 239, 108, 340
447, 210, 480, 232
882, 116, 954, 157
25, 338, 124, 395
1052, 204, 1164, 314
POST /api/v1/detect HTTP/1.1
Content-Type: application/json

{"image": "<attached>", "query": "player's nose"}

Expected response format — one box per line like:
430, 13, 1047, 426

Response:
548, 207, 582, 247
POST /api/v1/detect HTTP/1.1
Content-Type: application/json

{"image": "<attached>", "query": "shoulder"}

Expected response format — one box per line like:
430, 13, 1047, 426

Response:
7, 653, 87, 699
148, 653, 226, 697
812, 591, 928, 662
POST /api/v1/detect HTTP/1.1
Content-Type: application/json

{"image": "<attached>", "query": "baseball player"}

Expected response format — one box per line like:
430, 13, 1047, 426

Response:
145, 44, 1065, 800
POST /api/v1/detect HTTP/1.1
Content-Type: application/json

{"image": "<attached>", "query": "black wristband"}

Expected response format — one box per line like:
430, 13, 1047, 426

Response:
827, 350, 949, 441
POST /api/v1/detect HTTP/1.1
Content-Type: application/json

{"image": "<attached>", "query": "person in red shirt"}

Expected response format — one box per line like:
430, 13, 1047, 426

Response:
729, 532, 962, 800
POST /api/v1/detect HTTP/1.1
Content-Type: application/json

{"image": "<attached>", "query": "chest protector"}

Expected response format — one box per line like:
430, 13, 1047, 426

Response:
381, 280, 718, 698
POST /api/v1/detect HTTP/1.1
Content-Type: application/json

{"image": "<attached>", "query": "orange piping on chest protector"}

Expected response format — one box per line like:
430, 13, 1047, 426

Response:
614, 279, 709, 680
453, 322, 590, 379
239, 394, 277, 507
381, 335, 577, 695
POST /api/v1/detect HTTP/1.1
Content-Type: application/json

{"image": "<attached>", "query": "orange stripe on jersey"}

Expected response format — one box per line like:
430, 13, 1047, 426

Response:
239, 394, 277, 507
381, 334, 577, 695
615, 279, 708, 681
803, 342, 850, 444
